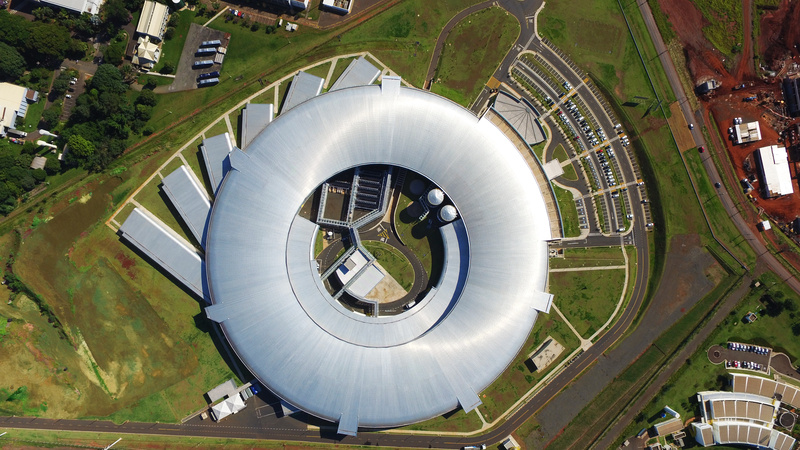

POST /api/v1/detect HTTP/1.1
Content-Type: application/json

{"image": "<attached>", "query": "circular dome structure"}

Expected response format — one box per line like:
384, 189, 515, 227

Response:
205, 84, 552, 434
439, 204, 458, 222
427, 188, 445, 206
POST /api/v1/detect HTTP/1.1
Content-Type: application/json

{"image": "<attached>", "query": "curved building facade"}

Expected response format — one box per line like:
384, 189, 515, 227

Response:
204, 82, 553, 435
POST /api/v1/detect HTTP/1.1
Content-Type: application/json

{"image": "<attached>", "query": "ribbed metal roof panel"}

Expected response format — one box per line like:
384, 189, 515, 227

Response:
205, 85, 551, 430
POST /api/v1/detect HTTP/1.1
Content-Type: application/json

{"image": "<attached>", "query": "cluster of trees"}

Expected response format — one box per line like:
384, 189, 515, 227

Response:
62, 64, 157, 170
0, 10, 86, 72
0, 140, 58, 215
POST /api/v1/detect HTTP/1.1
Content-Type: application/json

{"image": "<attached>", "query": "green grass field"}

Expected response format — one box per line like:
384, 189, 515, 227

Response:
431, 7, 519, 106
550, 269, 625, 338
362, 240, 414, 291
561, 161, 578, 181
21, 99, 45, 131
479, 310, 581, 423
550, 246, 626, 269
552, 143, 568, 162
553, 185, 580, 238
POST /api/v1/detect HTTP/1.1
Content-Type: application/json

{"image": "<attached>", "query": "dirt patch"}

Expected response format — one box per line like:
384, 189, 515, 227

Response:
668, 101, 696, 151
759, 0, 800, 67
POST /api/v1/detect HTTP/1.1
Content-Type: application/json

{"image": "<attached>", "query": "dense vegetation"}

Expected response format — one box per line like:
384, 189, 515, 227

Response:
62, 64, 157, 170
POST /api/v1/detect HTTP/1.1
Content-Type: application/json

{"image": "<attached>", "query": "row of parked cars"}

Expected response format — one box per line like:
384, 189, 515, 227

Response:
728, 342, 769, 354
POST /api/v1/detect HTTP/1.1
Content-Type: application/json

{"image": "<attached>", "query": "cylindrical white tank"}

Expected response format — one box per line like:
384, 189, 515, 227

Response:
438, 205, 457, 222
427, 188, 444, 206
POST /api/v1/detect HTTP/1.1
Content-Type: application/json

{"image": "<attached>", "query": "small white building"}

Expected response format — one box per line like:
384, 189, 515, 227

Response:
321, 0, 353, 14
0, 83, 37, 137
132, 36, 161, 69
210, 393, 246, 421
36, 0, 103, 15
756, 145, 794, 198
136, 0, 170, 41
735, 121, 762, 144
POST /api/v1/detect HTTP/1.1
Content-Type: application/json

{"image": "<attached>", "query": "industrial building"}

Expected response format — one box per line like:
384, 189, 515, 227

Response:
321, 0, 353, 15
118, 76, 555, 436
734, 121, 762, 144
0, 83, 37, 138
240, 103, 273, 150
492, 91, 546, 145
755, 145, 794, 198
132, 36, 161, 69
136, 0, 170, 41
329, 57, 380, 91
281, 71, 324, 113
35, 0, 103, 15
203, 79, 553, 435
692, 390, 795, 450
782, 77, 800, 117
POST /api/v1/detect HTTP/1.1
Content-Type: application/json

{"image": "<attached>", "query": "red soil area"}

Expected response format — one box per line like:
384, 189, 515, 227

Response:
658, 0, 800, 226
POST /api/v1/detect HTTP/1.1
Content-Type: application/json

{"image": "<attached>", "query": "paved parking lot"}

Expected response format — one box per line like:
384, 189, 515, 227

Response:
708, 343, 771, 374
165, 23, 228, 93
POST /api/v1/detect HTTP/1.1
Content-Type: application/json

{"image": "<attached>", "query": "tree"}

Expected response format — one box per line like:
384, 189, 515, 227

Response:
164, 26, 175, 40
135, 89, 157, 107
41, 106, 61, 127
32, 168, 46, 182
102, 0, 130, 27
119, 64, 136, 83
32, 6, 56, 22
103, 41, 124, 66
0, 43, 24, 81
51, 75, 70, 96
167, 13, 179, 27
26, 22, 73, 66
0, 11, 31, 48
250, 22, 260, 32
90, 64, 127, 94
792, 323, 800, 337
144, 77, 157, 90
159, 61, 174, 74
44, 156, 60, 175
67, 135, 95, 161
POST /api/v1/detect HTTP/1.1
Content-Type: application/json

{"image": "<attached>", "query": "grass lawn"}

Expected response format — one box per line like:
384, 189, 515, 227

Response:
302, 61, 331, 82
616, 271, 800, 444
550, 269, 625, 338
180, 137, 206, 191
362, 240, 414, 291
531, 140, 547, 160
153, 10, 197, 73
561, 161, 578, 181
400, 408, 483, 433
21, 99, 45, 131
550, 246, 625, 269
205, 118, 229, 138
431, 7, 519, 106
314, 229, 324, 257
553, 184, 580, 238
136, 75, 174, 87
393, 173, 444, 283
552, 143, 568, 162
479, 310, 581, 423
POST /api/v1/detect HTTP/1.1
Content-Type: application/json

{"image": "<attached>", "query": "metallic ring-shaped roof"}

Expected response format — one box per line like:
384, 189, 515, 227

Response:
205, 85, 552, 431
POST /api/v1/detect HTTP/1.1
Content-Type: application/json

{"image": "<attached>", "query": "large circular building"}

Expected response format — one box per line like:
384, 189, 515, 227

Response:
204, 80, 553, 435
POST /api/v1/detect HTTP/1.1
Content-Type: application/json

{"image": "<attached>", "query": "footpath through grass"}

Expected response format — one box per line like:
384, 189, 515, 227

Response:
550, 268, 625, 339
431, 6, 520, 106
